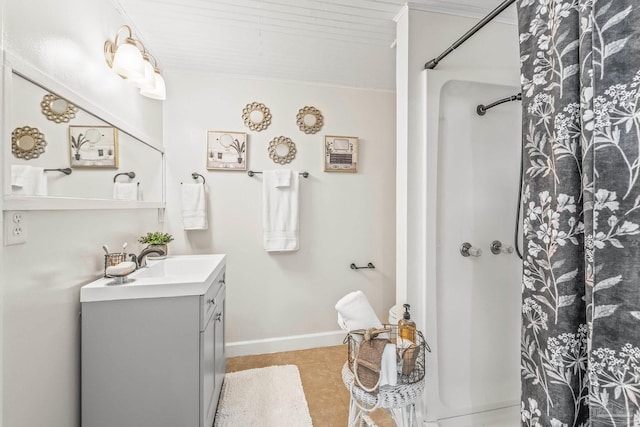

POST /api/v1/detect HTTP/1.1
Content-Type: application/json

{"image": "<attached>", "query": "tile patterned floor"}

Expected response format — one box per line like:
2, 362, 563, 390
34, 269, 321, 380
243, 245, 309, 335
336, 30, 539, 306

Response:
226, 345, 396, 427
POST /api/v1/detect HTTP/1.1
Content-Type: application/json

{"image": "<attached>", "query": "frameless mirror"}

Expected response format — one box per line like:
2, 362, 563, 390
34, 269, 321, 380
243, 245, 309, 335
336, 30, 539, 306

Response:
7, 72, 164, 202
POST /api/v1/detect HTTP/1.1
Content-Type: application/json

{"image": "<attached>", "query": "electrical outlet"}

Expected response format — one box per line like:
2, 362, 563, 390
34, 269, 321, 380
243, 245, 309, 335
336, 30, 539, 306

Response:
5, 211, 27, 246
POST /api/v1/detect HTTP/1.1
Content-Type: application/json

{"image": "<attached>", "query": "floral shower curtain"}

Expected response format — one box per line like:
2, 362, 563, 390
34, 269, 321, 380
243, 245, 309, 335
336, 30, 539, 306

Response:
518, 0, 640, 426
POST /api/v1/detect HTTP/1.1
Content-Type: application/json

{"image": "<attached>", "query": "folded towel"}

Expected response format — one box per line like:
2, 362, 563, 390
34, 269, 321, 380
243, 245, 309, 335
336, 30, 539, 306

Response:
182, 183, 208, 230
113, 182, 138, 201
11, 165, 47, 196
273, 169, 291, 188
263, 170, 299, 251
335, 291, 383, 331
11, 165, 29, 188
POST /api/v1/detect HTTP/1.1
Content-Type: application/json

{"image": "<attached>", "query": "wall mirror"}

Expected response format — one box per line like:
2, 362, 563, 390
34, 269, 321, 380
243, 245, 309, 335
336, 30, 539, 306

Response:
296, 106, 323, 134
268, 136, 296, 165
242, 102, 272, 131
5, 72, 164, 204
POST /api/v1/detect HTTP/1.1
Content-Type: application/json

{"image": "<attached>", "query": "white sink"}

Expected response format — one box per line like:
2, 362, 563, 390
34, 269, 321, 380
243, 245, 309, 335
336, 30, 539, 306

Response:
80, 254, 226, 302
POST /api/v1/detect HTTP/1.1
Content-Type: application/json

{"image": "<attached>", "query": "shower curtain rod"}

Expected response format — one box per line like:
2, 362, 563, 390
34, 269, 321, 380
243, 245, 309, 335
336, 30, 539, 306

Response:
477, 92, 521, 115
424, 0, 516, 70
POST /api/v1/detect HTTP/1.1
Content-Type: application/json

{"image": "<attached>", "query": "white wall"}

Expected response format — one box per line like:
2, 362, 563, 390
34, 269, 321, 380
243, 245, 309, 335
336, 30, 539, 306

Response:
163, 72, 396, 354
1, 1, 164, 426
395, 6, 520, 334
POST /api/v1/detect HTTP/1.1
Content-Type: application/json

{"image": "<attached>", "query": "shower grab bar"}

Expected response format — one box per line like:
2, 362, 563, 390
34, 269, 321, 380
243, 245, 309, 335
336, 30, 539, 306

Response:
247, 170, 309, 178
424, 0, 516, 69
44, 168, 72, 175
477, 93, 522, 116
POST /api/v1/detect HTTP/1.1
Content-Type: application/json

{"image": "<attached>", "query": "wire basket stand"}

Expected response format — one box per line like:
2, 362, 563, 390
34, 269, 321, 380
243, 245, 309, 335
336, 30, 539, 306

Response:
343, 324, 431, 427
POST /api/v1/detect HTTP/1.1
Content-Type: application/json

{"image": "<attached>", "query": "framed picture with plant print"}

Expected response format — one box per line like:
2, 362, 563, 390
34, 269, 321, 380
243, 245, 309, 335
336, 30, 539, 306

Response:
69, 125, 118, 168
206, 130, 247, 171
324, 135, 358, 173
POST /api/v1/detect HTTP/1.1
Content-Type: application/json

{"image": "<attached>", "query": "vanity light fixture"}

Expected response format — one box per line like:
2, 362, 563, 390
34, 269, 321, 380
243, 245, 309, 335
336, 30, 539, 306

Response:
139, 56, 166, 100
104, 25, 166, 101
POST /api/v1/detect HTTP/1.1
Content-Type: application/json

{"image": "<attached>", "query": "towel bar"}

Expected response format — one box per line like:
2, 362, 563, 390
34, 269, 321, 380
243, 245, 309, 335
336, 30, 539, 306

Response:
113, 171, 135, 182
247, 170, 309, 178
191, 172, 206, 184
350, 263, 375, 270
44, 168, 72, 175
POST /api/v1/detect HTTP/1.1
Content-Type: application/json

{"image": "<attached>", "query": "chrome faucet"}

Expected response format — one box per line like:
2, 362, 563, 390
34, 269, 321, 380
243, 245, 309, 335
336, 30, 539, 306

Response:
133, 247, 166, 268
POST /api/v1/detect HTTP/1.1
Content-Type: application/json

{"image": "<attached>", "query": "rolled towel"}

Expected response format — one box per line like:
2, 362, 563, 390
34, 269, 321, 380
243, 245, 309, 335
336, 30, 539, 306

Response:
335, 290, 383, 331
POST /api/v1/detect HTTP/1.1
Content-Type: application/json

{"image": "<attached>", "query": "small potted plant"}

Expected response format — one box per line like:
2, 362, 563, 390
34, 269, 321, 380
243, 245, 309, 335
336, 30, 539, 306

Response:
71, 133, 89, 160
138, 231, 174, 257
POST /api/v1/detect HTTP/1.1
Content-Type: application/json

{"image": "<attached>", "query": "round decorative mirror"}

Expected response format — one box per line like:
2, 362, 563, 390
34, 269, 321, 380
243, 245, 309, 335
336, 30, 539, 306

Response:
268, 136, 297, 165
242, 102, 272, 131
296, 106, 323, 134
41, 94, 78, 123
11, 126, 47, 160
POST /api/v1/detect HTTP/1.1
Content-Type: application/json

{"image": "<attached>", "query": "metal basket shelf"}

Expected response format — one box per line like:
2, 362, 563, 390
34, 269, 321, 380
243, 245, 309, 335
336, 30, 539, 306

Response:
346, 324, 430, 386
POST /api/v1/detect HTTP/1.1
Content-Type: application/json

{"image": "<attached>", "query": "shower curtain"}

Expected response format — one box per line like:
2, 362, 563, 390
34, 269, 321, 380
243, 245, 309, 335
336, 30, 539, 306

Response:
518, 0, 640, 426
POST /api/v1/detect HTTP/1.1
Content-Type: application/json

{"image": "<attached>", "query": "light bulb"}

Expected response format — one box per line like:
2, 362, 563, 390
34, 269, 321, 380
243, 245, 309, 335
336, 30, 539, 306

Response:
140, 71, 166, 100
111, 41, 144, 79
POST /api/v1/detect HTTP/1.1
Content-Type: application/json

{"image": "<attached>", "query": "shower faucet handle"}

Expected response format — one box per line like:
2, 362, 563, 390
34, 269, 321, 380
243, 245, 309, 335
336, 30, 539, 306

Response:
490, 240, 514, 255
460, 242, 482, 257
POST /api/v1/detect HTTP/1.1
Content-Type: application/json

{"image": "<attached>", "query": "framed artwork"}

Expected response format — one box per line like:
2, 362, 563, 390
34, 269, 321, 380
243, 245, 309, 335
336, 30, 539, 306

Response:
69, 126, 118, 168
206, 131, 247, 171
324, 135, 358, 173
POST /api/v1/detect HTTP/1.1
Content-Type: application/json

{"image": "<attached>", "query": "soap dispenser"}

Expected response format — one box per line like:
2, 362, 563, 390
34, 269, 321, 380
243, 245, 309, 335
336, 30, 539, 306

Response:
398, 304, 416, 342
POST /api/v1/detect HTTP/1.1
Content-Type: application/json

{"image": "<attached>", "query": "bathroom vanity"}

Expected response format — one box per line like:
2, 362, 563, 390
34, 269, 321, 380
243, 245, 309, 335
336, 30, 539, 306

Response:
80, 254, 226, 427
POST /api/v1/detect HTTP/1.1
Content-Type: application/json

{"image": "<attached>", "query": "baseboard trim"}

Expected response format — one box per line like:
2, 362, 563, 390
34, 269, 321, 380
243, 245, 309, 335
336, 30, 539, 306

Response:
226, 330, 346, 357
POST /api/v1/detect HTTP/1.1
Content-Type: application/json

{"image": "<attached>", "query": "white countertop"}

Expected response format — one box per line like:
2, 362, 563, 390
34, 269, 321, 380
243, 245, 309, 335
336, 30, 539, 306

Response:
80, 254, 226, 302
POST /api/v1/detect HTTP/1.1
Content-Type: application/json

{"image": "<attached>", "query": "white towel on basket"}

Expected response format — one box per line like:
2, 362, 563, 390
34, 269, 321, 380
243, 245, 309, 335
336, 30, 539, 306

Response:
263, 170, 299, 251
113, 182, 138, 201
335, 291, 397, 387
181, 183, 208, 230
11, 165, 47, 196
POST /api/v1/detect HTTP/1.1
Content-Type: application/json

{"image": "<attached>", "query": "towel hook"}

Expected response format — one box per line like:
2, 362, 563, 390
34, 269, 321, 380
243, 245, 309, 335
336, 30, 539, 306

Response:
191, 172, 206, 184
113, 171, 135, 183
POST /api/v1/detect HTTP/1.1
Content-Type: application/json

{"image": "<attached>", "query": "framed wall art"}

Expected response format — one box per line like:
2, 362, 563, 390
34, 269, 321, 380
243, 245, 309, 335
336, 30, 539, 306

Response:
69, 125, 118, 168
324, 135, 358, 173
206, 130, 247, 171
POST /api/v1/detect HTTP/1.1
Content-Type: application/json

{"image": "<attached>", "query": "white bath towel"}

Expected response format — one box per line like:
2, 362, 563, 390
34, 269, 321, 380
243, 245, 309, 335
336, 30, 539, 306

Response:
263, 170, 299, 251
182, 183, 208, 230
335, 291, 397, 387
113, 182, 138, 201
335, 291, 383, 331
11, 165, 47, 196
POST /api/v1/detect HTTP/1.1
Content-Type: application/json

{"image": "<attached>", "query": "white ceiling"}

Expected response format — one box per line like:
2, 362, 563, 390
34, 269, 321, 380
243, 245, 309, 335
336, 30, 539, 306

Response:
112, 0, 516, 91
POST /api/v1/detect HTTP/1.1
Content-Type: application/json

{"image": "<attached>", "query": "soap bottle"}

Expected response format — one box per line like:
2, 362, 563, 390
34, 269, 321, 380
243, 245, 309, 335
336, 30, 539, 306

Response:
398, 303, 416, 342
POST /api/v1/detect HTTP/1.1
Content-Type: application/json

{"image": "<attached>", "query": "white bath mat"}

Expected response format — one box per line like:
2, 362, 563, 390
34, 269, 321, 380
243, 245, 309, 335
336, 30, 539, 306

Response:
214, 364, 313, 427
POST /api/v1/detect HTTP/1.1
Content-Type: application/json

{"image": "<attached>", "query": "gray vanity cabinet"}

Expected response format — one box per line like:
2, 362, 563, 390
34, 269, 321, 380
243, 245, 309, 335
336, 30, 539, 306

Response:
81, 265, 226, 427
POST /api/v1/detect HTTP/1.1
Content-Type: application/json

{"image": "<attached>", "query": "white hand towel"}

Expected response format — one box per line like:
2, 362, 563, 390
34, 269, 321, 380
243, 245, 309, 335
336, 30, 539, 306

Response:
113, 182, 138, 201
274, 169, 291, 188
11, 165, 29, 188
181, 183, 208, 230
263, 170, 299, 251
335, 291, 383, 331
11, 165, 47, 196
